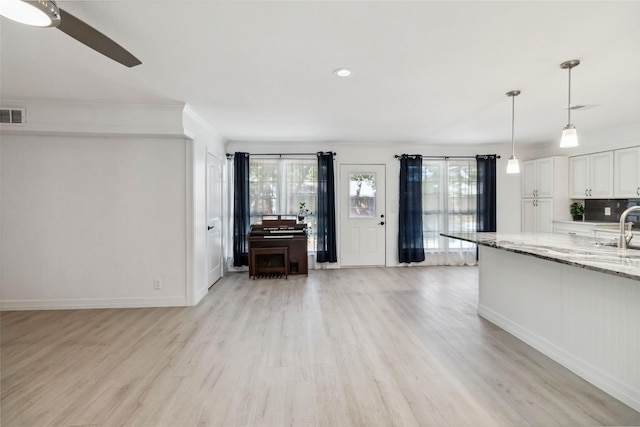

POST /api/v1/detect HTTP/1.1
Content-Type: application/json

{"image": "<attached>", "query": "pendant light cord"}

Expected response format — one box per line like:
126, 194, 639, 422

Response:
511, 94, 516, 156
567, 67, 572, 125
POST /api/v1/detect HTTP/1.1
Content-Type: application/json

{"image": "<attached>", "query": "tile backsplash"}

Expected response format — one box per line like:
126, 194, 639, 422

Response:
584, 199, 640, 227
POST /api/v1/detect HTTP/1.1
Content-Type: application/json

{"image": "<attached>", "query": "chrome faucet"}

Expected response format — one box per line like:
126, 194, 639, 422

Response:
618, 206, 640, 249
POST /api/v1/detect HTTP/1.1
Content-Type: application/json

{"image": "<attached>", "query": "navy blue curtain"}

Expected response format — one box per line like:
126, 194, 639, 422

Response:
233, 152, 250, 267
398, 155, 425, 263
316, 152, 337, 263
476, 155, 497, 232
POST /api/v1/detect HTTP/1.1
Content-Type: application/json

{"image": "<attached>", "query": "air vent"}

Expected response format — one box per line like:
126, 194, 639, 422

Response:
0, 107, 26, 124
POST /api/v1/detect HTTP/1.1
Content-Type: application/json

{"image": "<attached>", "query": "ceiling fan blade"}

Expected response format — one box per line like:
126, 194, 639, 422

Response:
56, 8, 141, 68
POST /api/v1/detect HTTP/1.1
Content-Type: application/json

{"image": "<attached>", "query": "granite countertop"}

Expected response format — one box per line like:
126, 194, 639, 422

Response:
441, 232, 640, 281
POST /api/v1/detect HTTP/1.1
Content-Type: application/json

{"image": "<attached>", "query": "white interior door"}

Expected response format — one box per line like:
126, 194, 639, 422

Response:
207, 153, 223, 287
340, 164, 386, 267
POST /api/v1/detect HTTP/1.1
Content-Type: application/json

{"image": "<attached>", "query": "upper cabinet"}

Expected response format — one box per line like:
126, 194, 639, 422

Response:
614, 146, 640, 198
522, 157, 565, 199
569, 152, 613, 199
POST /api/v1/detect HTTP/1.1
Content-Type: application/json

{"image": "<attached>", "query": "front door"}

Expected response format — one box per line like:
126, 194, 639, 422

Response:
340, 164, 386, 267
207, 153, 223, 287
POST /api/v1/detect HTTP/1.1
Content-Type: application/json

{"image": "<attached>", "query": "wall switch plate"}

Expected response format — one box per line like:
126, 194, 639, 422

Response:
153, 278, 162, 289
604, 207, 611, 216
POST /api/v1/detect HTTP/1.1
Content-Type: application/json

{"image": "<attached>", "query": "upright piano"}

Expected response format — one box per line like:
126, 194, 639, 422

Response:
248, 215, 308, 279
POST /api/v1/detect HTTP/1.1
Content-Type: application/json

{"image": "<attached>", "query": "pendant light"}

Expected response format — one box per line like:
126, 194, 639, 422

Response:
560, 59, 580, 148
506, 90, 521, 174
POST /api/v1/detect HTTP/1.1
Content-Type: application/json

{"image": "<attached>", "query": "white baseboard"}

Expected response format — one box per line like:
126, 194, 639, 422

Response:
0, 296, 188, 311
478, 304, 640, 413
193, 286, 209, 305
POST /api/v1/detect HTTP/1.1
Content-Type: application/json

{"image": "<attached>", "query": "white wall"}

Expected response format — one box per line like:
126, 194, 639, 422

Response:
0, 101, 227, 310
226, 140, 521, 267
1, 134, 188, 309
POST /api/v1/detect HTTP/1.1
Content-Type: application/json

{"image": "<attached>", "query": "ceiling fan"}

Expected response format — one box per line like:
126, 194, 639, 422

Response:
0, 0, 141, 67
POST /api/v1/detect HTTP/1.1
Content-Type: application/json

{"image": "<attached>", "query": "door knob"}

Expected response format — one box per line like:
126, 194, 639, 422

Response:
379, 221, 385, 225
208, 225, 214, 230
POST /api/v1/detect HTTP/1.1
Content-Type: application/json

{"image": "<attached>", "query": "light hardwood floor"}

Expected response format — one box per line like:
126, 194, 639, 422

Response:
2, 266, 639, 426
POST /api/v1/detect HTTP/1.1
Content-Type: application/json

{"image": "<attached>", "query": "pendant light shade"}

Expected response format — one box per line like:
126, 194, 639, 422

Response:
506, 157, 520, 174
560, 124, 578, 148
506, 90, 521, 174
0, 0, 60, 27
560, 59, 580, 148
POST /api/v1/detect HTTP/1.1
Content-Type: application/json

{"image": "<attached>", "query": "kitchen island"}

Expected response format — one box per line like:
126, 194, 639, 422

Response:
442, 232, 640, 412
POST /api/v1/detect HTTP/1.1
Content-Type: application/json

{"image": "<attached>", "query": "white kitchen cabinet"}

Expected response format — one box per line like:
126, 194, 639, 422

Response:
520, 156, 569, 232
552, 220, 594, 237
521, 157, 555, 198
522, 198, 554, 233
614, 146, 640, 198
521, 160, 537, 198
569, 151, 613, 198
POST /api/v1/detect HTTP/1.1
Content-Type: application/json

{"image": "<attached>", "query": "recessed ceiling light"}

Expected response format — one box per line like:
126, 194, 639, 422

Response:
333, 68, 352, 77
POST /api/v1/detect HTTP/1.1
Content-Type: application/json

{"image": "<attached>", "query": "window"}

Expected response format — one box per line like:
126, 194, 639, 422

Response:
422, 158, 477, 265
249, 157, 317, 250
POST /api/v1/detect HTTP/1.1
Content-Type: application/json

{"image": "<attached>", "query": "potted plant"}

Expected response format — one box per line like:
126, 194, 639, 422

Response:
298, 202, 311, 222
570, 202, 584, 221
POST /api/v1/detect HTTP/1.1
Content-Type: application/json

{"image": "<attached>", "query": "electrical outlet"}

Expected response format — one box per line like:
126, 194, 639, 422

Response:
153, 278, 162, 290
604, 207, 611, 216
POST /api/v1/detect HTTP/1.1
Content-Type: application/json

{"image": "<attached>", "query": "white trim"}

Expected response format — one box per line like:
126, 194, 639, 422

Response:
185, 137, 195, 306
194, 286, 209, 306
183, 104, 223, 138
207, 150, 226, 286
1, 296, 188, 311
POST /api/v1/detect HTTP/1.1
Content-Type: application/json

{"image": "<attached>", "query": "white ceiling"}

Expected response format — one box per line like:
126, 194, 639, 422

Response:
1, 1, 639, 146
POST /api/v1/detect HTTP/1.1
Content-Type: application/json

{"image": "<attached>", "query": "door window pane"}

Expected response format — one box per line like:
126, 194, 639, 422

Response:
349, 173, 376, 218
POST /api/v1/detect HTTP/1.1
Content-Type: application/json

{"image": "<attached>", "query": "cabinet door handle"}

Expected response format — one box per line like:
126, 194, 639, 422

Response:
637, 187, 639, 196
589, 189, 592, 197
568, 232, 576, 236
585, 189, 589, 196
379, 221, 385, 225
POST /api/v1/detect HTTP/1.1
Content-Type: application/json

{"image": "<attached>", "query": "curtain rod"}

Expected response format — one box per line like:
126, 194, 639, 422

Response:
226, 152, 336, 159
394, 154, 500, 160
